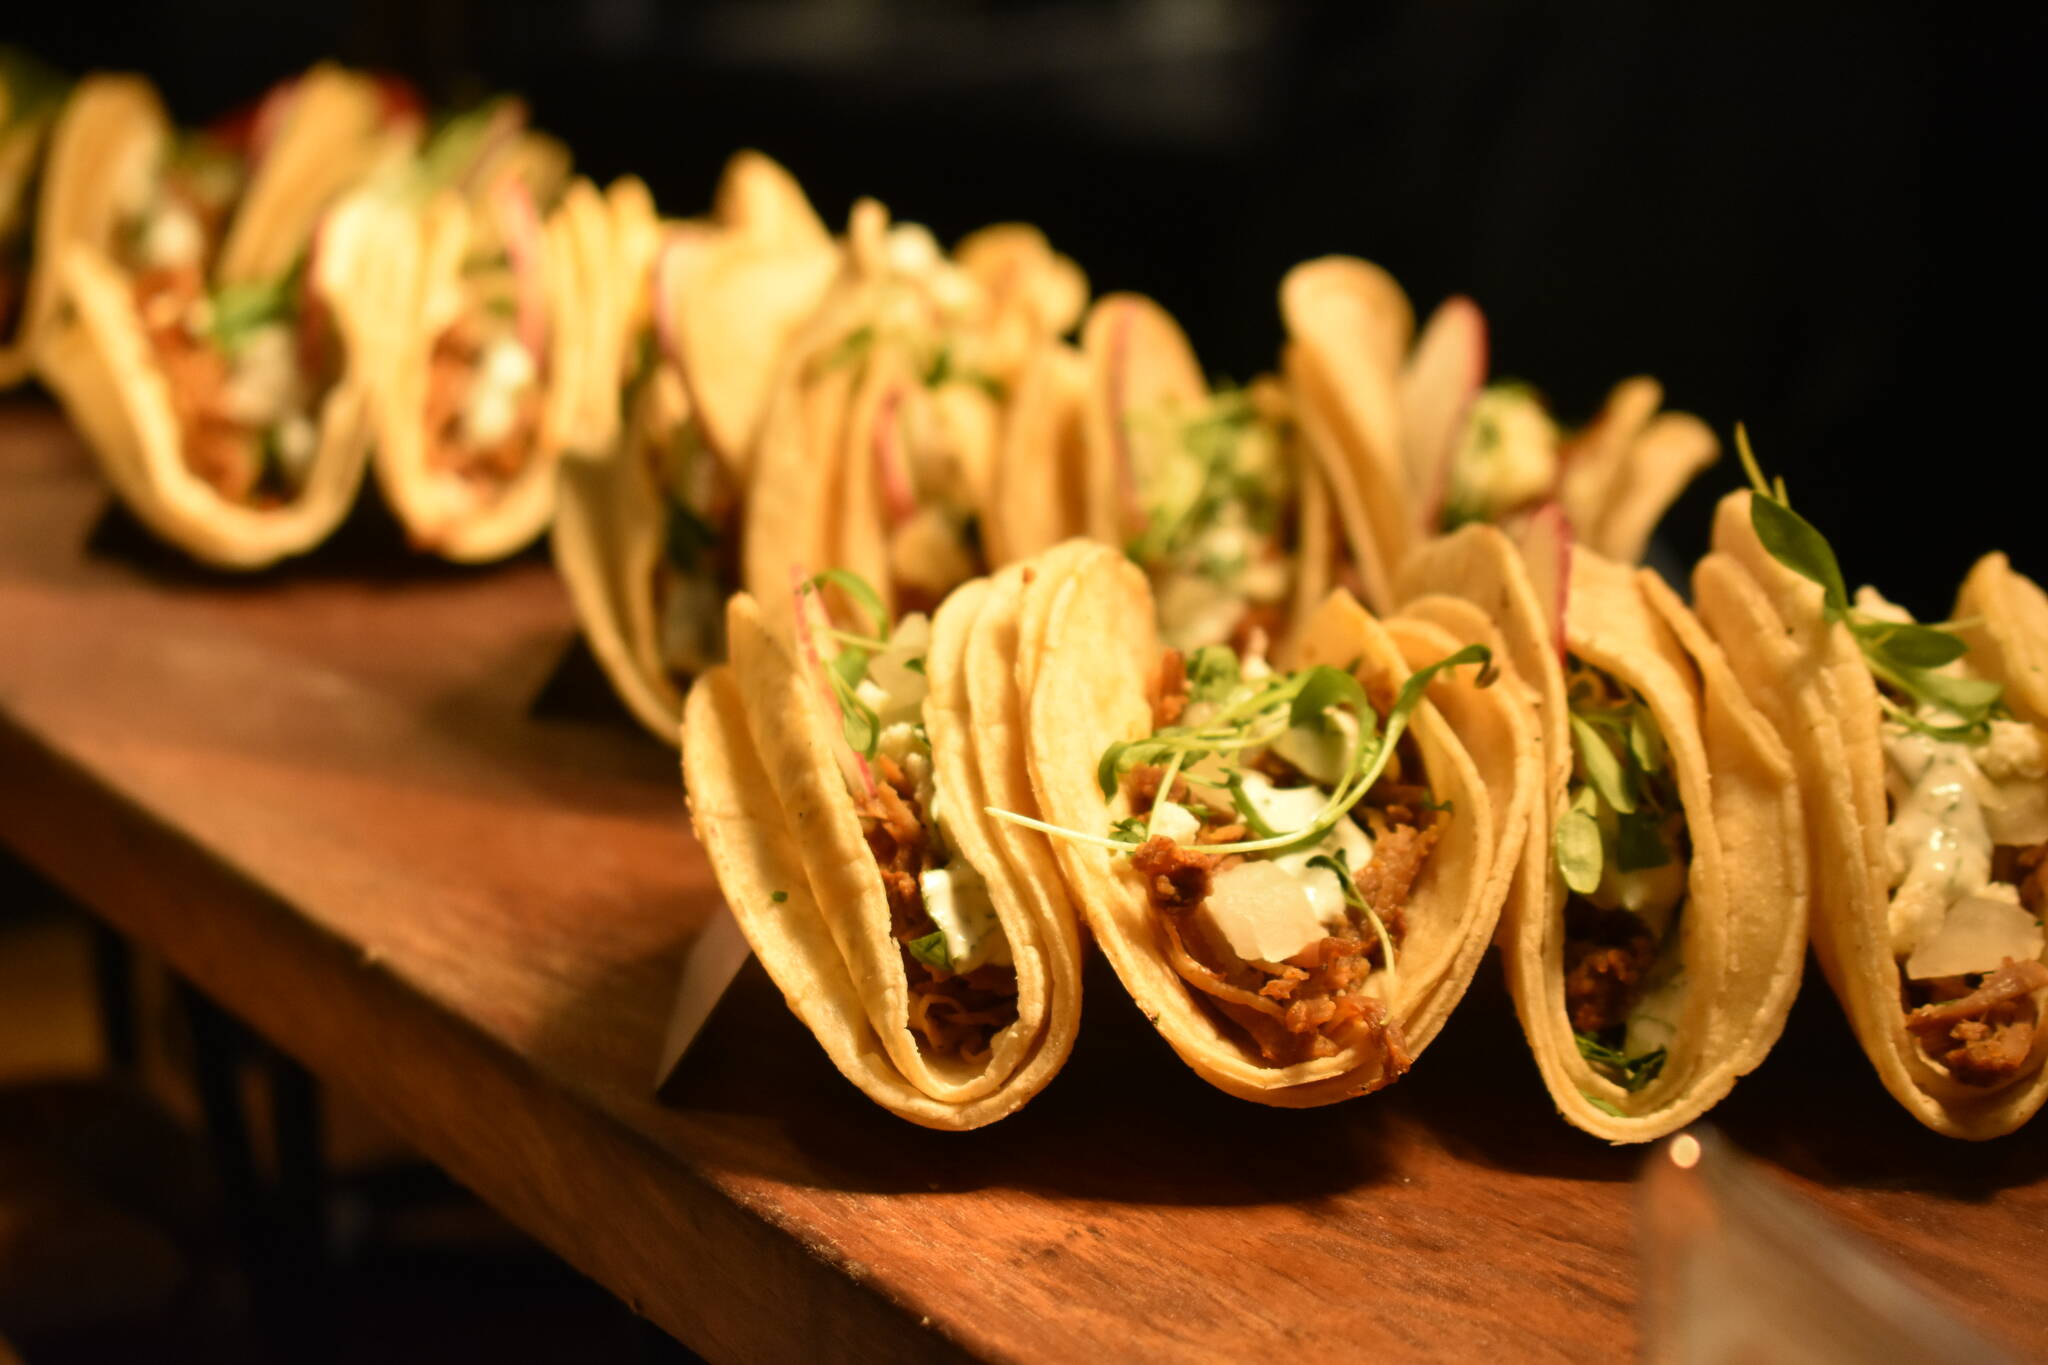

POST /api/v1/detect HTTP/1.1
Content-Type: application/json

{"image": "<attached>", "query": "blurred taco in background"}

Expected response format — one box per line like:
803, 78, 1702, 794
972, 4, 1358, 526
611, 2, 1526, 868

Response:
681, 559, 1084, 1129
37, 63, 418, 567
553, 150, 835, 743
7, 70, 172, 388
1696, 438, 2048, 1138
334, 97, 638, 561
742, 197, 1084, 628
1279, 256, 1719, 604
1398, 518, 1806, 1141
1006, 541, 1513, 1105
1069, 291, 1374, 657
0, 47, 70, 385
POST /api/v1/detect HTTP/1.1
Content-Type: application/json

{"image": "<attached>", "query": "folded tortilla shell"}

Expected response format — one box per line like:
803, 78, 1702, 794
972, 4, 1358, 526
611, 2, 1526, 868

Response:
682, 578, 1080, 1128
4, 73, 166, 387
1279, 256, 1416, 612
984, 338, 1087, 567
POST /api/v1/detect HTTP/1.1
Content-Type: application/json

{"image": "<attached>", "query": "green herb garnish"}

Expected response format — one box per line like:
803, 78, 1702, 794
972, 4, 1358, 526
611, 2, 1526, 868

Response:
204, 272, 297, 351
1124, 388, 1284, 579
996, 643, 1493, 857
1109, 816, 1151, 845
1576, 1032, 1667, 1093
1552, 667, 1680, 891
818, 324, 876, 376
770, 890, 788, 903
665, 502, 718, 574
1554, 796, 1604, 895
1186, 644, 1241, 702
799, 569, 895, 760
906, 930, 952, 972
1736, 425, 2001, 738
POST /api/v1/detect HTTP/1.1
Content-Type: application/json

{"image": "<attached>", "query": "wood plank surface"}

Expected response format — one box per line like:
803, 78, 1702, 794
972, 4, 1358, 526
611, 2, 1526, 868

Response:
0, 401, 2042, 1362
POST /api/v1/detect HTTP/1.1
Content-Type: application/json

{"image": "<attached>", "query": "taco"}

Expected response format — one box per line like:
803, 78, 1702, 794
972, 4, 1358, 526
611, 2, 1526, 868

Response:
1695, 444, 2048, 1138
333, 98, 635, 561
1070, 291, 1369, 656
741, 198, 1085, 626
1279, 256, 1719, 601
36, 64, 417, 567
1398, 520, 1807, 1140
552, 151, 837, 743
1005, 540, 1512, 1104
680, 559, 1084, 1128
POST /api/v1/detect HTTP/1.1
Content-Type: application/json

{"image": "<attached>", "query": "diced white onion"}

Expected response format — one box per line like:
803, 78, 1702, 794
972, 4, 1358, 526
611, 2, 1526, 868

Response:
1200, 860, 1324, 965
1905, 894, 2046, 980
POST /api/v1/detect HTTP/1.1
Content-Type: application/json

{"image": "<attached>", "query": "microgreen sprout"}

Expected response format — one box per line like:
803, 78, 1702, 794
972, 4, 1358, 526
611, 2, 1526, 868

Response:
991, 644, 1494, 862
1736, 425, 2001, 739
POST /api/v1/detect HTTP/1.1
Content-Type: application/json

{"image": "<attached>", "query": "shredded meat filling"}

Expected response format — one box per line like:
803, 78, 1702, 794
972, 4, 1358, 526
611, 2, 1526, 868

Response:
425, 316, 543, 487
133, 266, 270, 503
1124, 731, 1431, 1070
854, 753, 1016, 1060
1131, 836, 1217, 913
2015, 843, 2048, 917
1563, 903, 1657, 1035
1906, 958, 2048, 1086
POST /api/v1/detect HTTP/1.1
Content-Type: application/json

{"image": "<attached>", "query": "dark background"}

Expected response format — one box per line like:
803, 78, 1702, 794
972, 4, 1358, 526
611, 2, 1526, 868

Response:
14, 1, 2041, 615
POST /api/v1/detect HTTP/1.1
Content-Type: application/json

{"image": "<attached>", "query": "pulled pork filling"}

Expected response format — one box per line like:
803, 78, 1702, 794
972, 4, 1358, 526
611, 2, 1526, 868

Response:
796, 582, 1019, 1064
425, 310, 542, 490
115, 147, 339, 508
1555, 658, 1689, 1094
1115, 647, 1435, 1071
129, 260, 337, 507
859, 751, 1018, 1062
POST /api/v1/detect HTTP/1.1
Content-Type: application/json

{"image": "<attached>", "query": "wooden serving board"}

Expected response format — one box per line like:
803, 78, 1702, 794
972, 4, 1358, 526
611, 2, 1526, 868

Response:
0, 402, 2040, 1362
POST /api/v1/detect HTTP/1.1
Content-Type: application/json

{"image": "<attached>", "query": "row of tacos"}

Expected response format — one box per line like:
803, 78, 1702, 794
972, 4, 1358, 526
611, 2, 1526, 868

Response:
511, 144, 2045, 1141
6, 59, 642, 566
687, 475, 2048, 1142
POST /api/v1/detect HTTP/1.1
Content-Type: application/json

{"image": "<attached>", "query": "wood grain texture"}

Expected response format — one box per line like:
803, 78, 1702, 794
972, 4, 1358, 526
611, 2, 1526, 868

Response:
0, 400, 2042, 1362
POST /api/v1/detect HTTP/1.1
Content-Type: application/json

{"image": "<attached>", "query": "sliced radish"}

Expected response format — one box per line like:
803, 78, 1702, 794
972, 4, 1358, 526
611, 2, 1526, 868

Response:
789, 566, 878, 803
454, 99, 524, 198
492, 179, 548, 364
246, 77, 303, 172
1518, 500, 1574, 664
373, 74, 426, 129
872, 386, 915, 529
207, 76, 299, 169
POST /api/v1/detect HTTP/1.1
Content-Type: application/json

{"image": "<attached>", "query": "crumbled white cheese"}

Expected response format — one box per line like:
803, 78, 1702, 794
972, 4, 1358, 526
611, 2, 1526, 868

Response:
920, 861, 1012, 972
460, 333, 537, 450
218, 324, 299, 427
